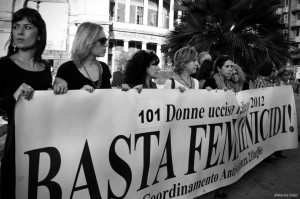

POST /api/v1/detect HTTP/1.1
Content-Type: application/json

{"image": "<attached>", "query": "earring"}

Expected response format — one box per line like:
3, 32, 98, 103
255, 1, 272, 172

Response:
12, 43, 16, 51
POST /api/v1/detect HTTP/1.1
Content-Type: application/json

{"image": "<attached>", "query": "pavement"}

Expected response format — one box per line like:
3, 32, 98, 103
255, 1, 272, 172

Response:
219, 94, 300, 199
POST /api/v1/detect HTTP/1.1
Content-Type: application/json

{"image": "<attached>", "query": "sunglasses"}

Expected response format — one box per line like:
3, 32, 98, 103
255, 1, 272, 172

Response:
96, 37, 108, 45
232, 73, 238, 76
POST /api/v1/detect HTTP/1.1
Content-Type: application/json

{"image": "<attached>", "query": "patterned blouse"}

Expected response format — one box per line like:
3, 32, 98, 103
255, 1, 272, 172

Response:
253, 75, 273, 88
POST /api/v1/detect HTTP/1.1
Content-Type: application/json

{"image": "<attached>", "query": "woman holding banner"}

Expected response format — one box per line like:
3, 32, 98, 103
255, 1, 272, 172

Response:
0, 7, 55, 198
54, 22, 111, 93
123, 50, 160, 90
203, 55, 233, 91
164, 46, 199, 90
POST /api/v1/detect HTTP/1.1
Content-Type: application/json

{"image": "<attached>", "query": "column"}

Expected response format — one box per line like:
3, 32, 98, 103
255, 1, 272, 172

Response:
124, 40, 129, 51
125, 0, 130, 23
143, 0, 148, 25
169, 0, 174, 30
156, 44, 162, 68
142, 42, 147, 50
158, 0, 163, 27
111, 46, 116, 73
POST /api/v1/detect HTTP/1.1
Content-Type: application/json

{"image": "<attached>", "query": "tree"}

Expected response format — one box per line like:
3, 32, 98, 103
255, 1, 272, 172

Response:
165, 0, 291, 75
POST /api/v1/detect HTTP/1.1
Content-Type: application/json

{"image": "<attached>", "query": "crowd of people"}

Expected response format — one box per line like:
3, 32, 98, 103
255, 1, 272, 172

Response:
0, 7, 295, 199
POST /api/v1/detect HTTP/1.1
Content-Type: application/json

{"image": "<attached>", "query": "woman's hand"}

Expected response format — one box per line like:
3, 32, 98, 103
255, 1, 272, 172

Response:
133, 84, 143, 93
14, 83, 34, 101
53, 77, 68, 94
178, 86, 186, 93
81, 85, 95, 93
121, 84, 130, 91
205, 86, 213, 91
53, 83, 68, 94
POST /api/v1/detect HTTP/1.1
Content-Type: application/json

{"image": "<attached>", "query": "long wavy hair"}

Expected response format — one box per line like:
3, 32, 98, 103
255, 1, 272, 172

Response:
231, 64, 246, 83
6, 7, 47, 61
124, 50, 159, 86
71, 22, 104, 68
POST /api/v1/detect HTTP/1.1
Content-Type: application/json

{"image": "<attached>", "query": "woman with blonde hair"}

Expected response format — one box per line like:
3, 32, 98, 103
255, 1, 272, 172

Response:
164, 46, 199, 90
54, 22, 111, 93
229, 64, 250, 92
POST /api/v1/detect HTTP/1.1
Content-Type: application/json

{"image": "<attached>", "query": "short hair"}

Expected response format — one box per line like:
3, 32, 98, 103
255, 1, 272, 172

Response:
277, 68, 290, 78
124, 50, 160, 86
214, 55, 231, 73
257, 61, 274, 76
197, 51, 211, 65
231, 64, 246, 83
173, 46, 198, 74
71, 22, 104, 67
196, 59, 214, 80
6, 7, 47, 61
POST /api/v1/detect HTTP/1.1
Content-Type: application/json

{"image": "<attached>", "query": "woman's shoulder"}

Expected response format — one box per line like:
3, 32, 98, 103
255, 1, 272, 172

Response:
0, 56, 11, 66
99, 61, 109, 70
57, 60, 76, 71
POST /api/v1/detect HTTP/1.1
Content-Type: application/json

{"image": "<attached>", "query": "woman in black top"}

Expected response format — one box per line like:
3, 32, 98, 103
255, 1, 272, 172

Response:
0, 8, 53, 199
203, 55, 233, 90
124, 50, 160, 89
55, 22, 111, 93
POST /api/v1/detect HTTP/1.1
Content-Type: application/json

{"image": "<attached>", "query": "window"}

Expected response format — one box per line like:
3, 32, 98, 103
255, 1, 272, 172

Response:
298, 0, 300, 4
296, 29, 300, 36
136, 6, 143, 24
297, 14, 300, 20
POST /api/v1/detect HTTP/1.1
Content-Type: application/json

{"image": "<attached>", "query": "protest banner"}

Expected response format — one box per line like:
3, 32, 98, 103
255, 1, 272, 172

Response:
15, 86, 298, 199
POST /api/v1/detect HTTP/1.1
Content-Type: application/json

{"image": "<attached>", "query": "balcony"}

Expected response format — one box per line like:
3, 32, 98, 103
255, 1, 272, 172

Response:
283, 7, 289, 13
290, 20, 300, 27
291, 4, 300, 15
111, 22, 170, 37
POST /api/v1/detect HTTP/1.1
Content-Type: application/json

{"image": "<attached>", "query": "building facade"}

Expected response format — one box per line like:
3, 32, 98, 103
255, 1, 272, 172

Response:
0, 0, 178, 73
282, 0, 300, 65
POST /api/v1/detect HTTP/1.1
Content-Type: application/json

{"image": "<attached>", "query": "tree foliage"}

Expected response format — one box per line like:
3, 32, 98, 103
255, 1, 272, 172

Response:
165, 0, 291, 75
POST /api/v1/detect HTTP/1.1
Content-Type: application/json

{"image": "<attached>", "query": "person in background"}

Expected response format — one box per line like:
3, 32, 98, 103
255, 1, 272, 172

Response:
198, 51, 212, 66
123, 50, 160, 89
253, 61, 275, 88
196, 59, 214, 89
111, 64, 125, 88
191, 51, 211, 78
164, 46, 199, 90
203, 55, 233, 90
0, 7, 58, 199
276, 68, 291, 86
229, 64, 250, 92
54, 22, 111, 93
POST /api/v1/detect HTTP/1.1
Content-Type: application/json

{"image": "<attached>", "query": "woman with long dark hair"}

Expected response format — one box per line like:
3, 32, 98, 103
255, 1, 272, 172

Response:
203, 55, 233, 90
124, 50, 160, 89
0, 7, 54, 198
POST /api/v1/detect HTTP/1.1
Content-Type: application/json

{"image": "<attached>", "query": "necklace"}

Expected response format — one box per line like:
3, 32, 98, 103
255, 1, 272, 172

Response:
83, 65, 100, 89
178, 74, 192, 88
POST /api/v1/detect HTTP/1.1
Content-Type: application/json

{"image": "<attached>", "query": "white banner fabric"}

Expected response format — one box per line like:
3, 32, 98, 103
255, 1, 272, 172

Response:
15, 86, 298, 199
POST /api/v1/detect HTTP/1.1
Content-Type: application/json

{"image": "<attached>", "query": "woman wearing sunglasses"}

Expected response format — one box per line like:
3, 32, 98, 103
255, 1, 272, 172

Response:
54, 22, 111, 93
